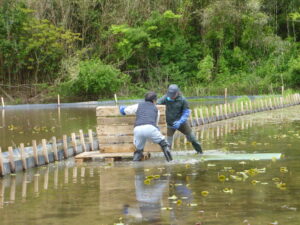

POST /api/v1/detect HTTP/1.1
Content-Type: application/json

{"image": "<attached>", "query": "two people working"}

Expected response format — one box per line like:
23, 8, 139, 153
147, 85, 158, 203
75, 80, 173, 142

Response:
120, 84, 203, 161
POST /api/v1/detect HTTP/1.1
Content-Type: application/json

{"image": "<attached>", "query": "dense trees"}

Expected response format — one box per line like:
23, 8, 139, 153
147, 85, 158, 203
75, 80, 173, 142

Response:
0, 0, 299, 101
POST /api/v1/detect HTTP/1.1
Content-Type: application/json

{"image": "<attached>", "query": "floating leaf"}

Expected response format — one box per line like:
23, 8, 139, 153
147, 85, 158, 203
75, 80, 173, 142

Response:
201, 191, 209, 197
230, 175, 242, 181
187, 203, 198, 207
218, 175, 226, 182
168, 195, 178, 200
144, 179, 151, 185
185, 164, 191, 169
272, 177, 280, 182
251, 180, 260, 185
276, 183, 287, 190
280, 167, 288, 173
161, 207, 173, 210
176, 200, 182, 205
223, 188, 233, 194
239, 161, 247, 165
154, 175, 160, 179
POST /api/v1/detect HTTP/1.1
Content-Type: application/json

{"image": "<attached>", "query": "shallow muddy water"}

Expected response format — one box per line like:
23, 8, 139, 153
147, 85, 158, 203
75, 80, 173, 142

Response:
0, 105, 299, 224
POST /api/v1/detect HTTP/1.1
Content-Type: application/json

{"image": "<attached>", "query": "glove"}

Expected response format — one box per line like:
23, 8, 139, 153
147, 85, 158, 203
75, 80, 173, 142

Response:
119, 105, 126, 115
172, 120, 181, 129
172, 109, 190, 129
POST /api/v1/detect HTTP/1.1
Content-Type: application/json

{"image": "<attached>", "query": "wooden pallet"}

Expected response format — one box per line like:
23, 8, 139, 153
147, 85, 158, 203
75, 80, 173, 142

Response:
75, 151, 151, 162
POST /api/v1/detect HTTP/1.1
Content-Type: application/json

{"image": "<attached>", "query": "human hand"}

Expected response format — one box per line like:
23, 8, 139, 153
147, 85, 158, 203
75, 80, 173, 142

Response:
172, 120, 181, 129
119, 105, 126, 115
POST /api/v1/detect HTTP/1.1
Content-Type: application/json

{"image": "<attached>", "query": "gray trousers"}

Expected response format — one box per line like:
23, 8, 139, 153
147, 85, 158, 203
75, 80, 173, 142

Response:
134, 125, 165, 150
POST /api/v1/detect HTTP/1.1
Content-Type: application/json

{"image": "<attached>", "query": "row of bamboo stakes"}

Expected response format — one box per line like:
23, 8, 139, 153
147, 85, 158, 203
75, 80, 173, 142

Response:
0, 166, 94, 208
188, 94, 300, 127
0, 129, 97, 176
0, 118, 254, 207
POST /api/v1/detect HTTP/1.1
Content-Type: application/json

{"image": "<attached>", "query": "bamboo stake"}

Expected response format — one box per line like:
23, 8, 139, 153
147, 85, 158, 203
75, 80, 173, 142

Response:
32, 140, 39, 166
0, 147, 4, 176
64, 167, 69, 184
22, 172, 27, 200
79, 130, 87, 152
199, 108, 204, 124
88, 129, 94, 151
193, 108, 200, 126
8, 147, 15, 173
57, 94, 60, 106
42, 139, 49, 164
219, 104, 224, 120
10, 176, 15, 202
44, 167, 49, 190
20, 143, 27, 170
71, 133, 78, 155
114, 93, 118, 106
224, 104, 228, 119
63, 135, 68, 158
224, 88, 227, 102
205, 107, 210, 123
1, 97, 4, 108
52, 136, 58, 161
216, 105, 219, 119
241, 102, 244, 115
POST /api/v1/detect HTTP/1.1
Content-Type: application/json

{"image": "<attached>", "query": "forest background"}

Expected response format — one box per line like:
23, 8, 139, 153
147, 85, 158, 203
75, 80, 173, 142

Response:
0, 0, 300, 103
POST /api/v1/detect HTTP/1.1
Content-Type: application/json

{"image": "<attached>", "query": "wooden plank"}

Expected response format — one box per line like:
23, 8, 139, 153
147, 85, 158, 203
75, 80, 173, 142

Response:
20, 143, 27, 170
97, 125, 167, 136
96, 105, 166, 117
98, 135, 133, 144
32, 140, 39, 166
52, 136, 58, 161
97, 115, 166, 125
42, 139, 49, 164
79, 130, 87, 152
63, 135, 68, 158
8, 147, 15, 173
71, 133, 78, 155
88, 129, 94, 151
100, 143, 135, 153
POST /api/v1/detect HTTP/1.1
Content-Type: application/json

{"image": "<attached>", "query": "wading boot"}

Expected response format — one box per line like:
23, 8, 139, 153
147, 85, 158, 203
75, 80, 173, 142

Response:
186, 133, 203, 154
159, 140, 173, 162
133, 149, 144, 161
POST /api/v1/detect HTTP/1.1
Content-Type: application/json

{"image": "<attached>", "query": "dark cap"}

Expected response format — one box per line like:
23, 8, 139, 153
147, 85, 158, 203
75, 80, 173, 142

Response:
166, 84, 179, 98
145, 91, 157, 102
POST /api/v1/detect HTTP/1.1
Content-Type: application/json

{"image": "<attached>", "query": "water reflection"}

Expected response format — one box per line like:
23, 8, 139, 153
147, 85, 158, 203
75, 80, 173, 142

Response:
123, 168, 169, 224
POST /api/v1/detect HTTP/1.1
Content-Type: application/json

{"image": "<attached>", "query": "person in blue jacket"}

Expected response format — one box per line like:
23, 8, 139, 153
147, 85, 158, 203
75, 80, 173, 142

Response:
157, 84, 203, 154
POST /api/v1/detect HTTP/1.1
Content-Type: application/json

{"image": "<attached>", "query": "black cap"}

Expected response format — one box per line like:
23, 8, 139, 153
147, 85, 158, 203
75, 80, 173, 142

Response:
167, 84, 179, 98
145, 91, 157, 102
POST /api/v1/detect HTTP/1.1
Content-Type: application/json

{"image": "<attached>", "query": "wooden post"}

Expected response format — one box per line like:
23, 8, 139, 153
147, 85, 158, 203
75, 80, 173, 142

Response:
57, 94, 60, 106
32, 140, 39, 166
232, 103, 236, 115
193, 108, 200, 126
189, 112, 194, 127
200, 108, 204, 124
71, 133, 78, 155
219, 104, 224, 120
1, 97, 4, 108
44, 167, 49, 190
79, 130, 87, 152
216, 105, 220, 119
224, 88, 227, 102
20, 143, 27, 170
241, 102, 244, 115
205, 107, 210, 123
114, 93, 118, 106
22, 172, 27, 200
0, 147, 4, 176
42, 139, 49, 164
269, 98, 273, 109
224, 104, 228, 119
88, 129, 94, 151
52, 136, 58, 161
63, 135, 68, 158
245, 102, 249, 113
249, 100, 253, 112
8, 147, 15, 173
281, 86, 284, 96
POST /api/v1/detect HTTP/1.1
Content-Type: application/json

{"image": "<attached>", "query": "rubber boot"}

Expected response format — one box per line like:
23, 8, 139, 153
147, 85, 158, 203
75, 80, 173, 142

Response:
159, 140, 173, 162
186, 133, 203, 154
133, 149, 144, 161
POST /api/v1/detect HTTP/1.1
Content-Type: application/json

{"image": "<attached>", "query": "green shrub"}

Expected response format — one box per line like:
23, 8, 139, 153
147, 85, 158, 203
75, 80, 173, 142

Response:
70, 59, 129, 97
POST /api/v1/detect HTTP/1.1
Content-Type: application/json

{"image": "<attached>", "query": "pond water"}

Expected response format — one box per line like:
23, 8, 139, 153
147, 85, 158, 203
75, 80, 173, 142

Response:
0, 105, 299, 225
